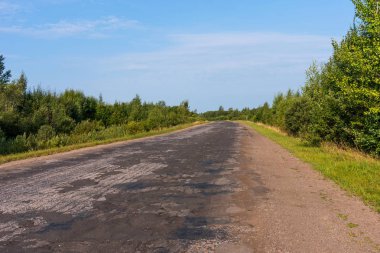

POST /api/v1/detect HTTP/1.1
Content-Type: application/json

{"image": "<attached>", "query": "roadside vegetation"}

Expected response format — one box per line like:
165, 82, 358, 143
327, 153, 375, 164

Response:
242, 121, 380, 213
0, 122, 202, 165
0, 56, 198, 158
203, 0, 380, 158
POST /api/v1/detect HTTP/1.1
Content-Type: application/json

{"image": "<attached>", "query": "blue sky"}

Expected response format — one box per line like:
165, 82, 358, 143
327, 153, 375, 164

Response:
1, 0, 355, 112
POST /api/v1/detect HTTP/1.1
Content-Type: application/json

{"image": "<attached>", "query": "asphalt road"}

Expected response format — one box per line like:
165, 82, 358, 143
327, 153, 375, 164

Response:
0, 121, 379, 253
0, 122, 261, 252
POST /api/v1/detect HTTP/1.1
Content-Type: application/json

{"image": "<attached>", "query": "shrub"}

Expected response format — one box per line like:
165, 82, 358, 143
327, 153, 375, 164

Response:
73, 120, 104, 135
36, 125, 56, 148
352, 114, 380, 156
37, 125, 56, 141
284, 97, 312, 136
47, 135, 62, 148
10, 134, 29, 153
126, 121, 145, 135
26, 134, 38, 150
53, 116, 75, 134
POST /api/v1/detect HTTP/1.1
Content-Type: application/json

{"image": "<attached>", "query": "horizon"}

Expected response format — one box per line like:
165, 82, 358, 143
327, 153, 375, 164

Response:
1, 0, 355, 112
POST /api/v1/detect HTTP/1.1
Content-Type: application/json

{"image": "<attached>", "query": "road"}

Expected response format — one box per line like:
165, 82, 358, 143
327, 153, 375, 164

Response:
0, 121, 379, 253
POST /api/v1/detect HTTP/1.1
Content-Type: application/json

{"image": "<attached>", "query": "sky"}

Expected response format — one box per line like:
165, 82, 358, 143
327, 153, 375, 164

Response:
1, 0, 355, 112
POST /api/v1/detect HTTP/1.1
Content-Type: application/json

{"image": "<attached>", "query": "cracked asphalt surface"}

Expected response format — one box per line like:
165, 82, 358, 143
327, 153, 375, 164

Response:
0, 121, 379, 253
0, 122, 259, 252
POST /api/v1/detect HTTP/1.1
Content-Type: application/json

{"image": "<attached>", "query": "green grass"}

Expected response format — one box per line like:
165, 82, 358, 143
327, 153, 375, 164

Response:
239, 121, 380, 213
338, 213, 348, 221
347, 222, 359, 228
0, 122, 205, 166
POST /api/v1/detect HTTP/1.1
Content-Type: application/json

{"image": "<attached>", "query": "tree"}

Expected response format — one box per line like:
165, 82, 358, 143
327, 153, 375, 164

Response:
0, 70, 28, 137
284, 97, 312, 136
0, 55, 11, 85
147, 107, 165, 129
59, 90, 87, 122
128, 95, 142, 122
317, 0, 380, 153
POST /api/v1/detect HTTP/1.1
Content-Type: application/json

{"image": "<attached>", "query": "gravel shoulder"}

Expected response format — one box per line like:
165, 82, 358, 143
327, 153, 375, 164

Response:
240, 124, 380, 253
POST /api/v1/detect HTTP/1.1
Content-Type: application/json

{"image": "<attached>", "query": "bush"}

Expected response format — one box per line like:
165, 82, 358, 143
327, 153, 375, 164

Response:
36, 125, 56, 148
352, 114, 380, 156
47, 135, 62, 148
10, 134, 29, 153
37, 125, 56, 141
73, 120, 104, 135
57, 134, 70, 146
300, 128, 323, 146
26, 134, 38, 150
53, 116, 75, 134
284, 97, 312, 136
126, 121, 145, 135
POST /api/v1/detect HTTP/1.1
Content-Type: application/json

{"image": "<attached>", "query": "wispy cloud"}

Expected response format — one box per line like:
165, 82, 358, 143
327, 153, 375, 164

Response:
0, 1, 20, 15
0, 16, 139, 38
171, 33, 332, 49
102, 32, 333, 73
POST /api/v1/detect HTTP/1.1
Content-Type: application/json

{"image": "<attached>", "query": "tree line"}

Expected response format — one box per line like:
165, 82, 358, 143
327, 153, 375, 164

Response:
0, 56, 196, 155
204, 0, 380, 157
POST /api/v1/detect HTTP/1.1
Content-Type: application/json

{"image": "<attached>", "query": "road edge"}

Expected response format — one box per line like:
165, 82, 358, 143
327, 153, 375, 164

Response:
0, 121, 209, 169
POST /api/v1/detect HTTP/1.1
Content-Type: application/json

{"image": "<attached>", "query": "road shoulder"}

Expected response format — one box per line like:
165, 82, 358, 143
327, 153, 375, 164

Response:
238, 123, 380, 252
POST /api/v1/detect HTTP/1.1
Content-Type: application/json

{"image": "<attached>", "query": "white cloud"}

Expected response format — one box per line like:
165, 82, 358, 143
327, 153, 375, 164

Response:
102, 32, 333, 73
0, 16, 139, 38
171, 33, 331, 49
0, 1, 20, 15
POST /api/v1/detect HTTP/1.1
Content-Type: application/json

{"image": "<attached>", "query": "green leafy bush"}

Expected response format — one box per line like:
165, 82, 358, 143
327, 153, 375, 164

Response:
10, 134, 28, 153
36, 125, 56, 149
283, 97, 312, 136
126, 121, 145, 135
73, 120, 104, 135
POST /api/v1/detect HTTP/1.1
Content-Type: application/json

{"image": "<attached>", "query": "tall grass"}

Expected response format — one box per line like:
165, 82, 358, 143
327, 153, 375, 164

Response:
240, 121, 380, 213
0, 122, 204, 165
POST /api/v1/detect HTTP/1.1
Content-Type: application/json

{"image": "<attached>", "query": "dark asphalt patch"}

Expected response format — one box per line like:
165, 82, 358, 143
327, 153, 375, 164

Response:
115, 181, 150, 190
175, 227, 224, 240
59, 178, 98, 193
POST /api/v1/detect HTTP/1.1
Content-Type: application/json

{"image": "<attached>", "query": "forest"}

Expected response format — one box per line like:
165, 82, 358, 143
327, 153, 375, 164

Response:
0, 57, 196, 155
203, 0, 380, 157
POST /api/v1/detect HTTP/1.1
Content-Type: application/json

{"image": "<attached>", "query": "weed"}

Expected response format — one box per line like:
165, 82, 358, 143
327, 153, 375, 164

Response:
338, 213, 348, 221
347, 223, 359, 228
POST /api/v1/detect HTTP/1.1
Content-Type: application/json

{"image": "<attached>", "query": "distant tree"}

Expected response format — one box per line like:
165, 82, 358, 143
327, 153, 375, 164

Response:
0, 55, 11, 85
128, 95, 142, 122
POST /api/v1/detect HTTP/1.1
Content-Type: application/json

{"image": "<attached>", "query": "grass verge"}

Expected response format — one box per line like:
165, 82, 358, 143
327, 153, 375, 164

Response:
239, 121, 380, 213
0, 122, 205, 166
